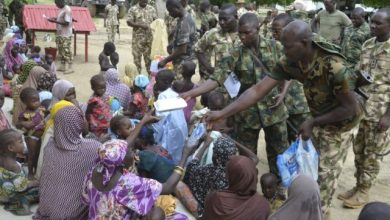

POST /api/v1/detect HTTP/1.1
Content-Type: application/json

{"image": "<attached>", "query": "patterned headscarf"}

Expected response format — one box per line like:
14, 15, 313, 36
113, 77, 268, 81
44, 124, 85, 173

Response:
106, 68, 120, 85
44, 100, 74, 134
54, 106, 84, 151
213, 136, 238, 166
95, 139, 128, 186
17, 60, 37, 84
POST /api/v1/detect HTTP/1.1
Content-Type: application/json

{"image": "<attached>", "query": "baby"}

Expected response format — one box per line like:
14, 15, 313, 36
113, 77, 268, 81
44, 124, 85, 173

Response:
260, 173, 285, 213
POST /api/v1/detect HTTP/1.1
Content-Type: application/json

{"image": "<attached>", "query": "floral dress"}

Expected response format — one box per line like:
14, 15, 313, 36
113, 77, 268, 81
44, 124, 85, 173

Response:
86, 96, 112, 138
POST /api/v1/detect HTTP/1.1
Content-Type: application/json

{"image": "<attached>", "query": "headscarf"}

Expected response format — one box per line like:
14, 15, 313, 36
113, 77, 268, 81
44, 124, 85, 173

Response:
122, 63, 139, 87
17, 60, 37, 84
44, 100, 74, 133
213, 136, 238, 166
203, 155, 270, 220
135, 75, 150, 90
268, 175, 323, 220
95, 139, 128, 186
105, 68, 131, 110
22, 66, 55, 91
358, 202, 390, 220
51, 79, 74, 106
3, 38, 23, 72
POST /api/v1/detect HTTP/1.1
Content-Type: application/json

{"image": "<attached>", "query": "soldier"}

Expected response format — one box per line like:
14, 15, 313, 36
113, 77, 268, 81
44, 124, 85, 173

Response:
340, 7, 371, 66
183, 13, 290, 180
339, 8, 390, 209
270, 13, 311, 143
127, 0, 156, 74
158, 0, 197, 80
198, 0, 213, 37
104, 0, 119, 43
47, 0, 74, 74
313, 0, 352, 45
195, 4, 241, 81
205, 20, 363, 220
236, 0, 247, 18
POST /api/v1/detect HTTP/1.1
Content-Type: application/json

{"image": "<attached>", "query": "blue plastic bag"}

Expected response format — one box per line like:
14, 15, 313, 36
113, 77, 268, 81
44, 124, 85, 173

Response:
277, 140, 299, 187
296, 138, 319, 182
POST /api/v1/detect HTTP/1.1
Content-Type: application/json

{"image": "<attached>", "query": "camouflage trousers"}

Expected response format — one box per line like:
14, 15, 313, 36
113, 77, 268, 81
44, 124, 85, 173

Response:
55, 36, 73, 64
312, 125, 359, 212
353, 119, 390, 189
106, 24, 117, 43
235, 119, 289, 179
132, 36, 152, 74
287, 112, 311, 143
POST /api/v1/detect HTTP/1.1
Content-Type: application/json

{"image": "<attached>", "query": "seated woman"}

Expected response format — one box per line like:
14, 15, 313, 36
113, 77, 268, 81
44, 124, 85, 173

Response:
105, 68, 131, 111
3, 38, 23, 74
203, 156, 270, 220
183, 135, 258, 217
82, 112, 194, 219
268, 175, 323, 220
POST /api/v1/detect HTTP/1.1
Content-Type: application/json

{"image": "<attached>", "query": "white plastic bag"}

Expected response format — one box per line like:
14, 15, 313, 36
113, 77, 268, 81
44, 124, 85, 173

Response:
296, 138, 319, 182
277, 140, 299, 187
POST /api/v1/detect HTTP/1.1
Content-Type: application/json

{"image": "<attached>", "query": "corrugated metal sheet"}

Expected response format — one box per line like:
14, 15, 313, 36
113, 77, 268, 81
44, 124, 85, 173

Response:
23, 5, 96, 32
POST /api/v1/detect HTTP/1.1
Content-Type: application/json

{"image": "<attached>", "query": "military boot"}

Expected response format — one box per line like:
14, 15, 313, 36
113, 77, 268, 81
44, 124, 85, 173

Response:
64, 63, 74, 74
324, 210, 331, 220
343, 188, 369, 209
57, 62, 66, 72
337, 187, 357, 201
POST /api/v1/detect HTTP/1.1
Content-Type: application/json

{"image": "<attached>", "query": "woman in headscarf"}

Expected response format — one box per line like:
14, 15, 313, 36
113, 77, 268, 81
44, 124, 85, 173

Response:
268, 175, 323, 220
34, 106, 101, 220
203, 155, 270, 220
183, 136, 238, 216
82, 112, 195, 219
3, 38, 23, 73
122, 63, 138, 88
12, 65, 56, 124
105, 68, 131, 110
50, 79, 75, 107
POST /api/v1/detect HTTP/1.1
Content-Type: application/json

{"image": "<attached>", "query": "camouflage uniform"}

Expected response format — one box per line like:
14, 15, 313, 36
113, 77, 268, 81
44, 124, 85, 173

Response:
283, 80, 312, 143
165, 6, 196, 44
290, 10, 310, 23
105, 4, 119, 43
195, 27, 241, 81
352, 37, 390, 190
270, 38, 362, 212
237, 7, 247, 18
211, 35, 289, 178
198, 10, 214, 36
340, 22, 371, 66
127, 4, 156, 74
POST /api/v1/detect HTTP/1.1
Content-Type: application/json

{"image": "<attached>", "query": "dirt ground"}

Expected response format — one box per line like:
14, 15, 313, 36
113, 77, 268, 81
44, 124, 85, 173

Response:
0, 13, 389, 220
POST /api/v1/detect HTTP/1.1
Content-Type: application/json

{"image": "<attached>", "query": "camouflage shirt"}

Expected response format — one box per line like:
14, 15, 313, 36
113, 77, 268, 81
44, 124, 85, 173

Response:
290, 10, 310, 23
284, 80, 311, 115
199, 10, 214, 33
358, 37, 390, 122
210, 35, 288, 128
340, 22, 371, 66
105, 4, 119, 26
270, 39, 360, 131
127, 4, 156, 38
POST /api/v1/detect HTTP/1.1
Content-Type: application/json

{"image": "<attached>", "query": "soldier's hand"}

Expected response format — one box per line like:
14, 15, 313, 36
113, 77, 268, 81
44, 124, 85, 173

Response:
204, 111, 223, 124
299, 119, 314, 140
378, 115, 390, 131
270, 94, 284, 109
158, 60, 167, 69
180, 91, 192, 101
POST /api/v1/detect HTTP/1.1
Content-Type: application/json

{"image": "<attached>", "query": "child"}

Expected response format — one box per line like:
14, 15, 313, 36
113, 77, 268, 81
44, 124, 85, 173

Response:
260, 173, 285, 213
0, 129, 39, 216
15, 87, 45, 179
99, 42, 116, 73
127, 75, 150, 119
122, 63, 138, 88
110, 51, 119, 70
0, 89, 11, 132
44, 54, 56, 77
29, 46, 43, 64
172, 61, 196, 123
153, 69, 188, 164
86, 74, 112, 138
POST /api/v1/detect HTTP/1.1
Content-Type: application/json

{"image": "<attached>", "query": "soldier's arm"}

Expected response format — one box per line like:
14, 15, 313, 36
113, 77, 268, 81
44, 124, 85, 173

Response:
195, 30, 213, 74
126, 9, 146, 29
180, 79, 219, 100
205, 76, 280, 122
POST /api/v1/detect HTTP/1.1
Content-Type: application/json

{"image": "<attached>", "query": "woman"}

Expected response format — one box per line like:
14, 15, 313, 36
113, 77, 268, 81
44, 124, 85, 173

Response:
105, 68, 131, 110
122, 63, 138, 88
34, 106, 101, 220
3, 38, 23, 73
268, 175, 323, 220
12, 65, 56, 124
82, 112, 193, 219
203, 155, 270, 220
50, 79, 75, 106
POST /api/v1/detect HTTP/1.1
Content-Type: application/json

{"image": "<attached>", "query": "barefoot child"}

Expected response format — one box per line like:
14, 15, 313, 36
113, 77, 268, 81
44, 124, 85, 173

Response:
0, 129, 39, 216
15, 87, 45, 179
260, 173, 285, 213
0, 89, 11, 132
86, 74, 112, 138
99, 42, 116, 74
172, 60, 196, 123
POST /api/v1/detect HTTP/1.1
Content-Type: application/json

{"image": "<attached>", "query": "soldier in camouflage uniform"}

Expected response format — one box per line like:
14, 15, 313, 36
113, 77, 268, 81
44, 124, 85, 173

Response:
340, 7, 371, 66
184, 13, 290, 179
205, 20, 363, 219
198, 0, 214, 37
104, 0, 119, 43
270, 13, 312, 143
127, 0, 156, 74
195, 4, 241, 81
339, 8, 390, 209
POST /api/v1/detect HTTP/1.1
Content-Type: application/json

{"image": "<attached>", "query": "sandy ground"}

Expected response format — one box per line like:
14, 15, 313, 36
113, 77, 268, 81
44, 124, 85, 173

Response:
1, 12, 389, 220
